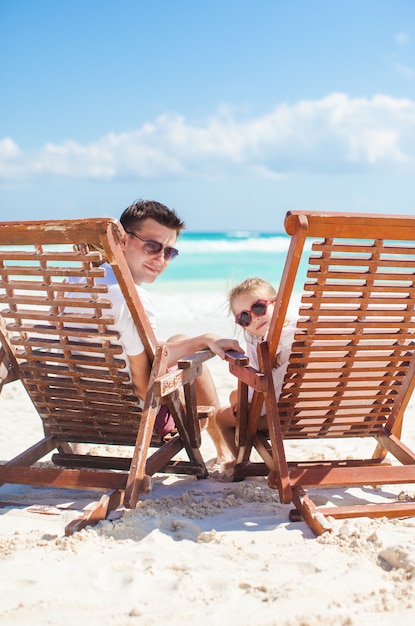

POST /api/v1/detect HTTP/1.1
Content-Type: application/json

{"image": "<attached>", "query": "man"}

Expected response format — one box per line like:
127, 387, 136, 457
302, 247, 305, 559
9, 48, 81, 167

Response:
114, 199, 242, 461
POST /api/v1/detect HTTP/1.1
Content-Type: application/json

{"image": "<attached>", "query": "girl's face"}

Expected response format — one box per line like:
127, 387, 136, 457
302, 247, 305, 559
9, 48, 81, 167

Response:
231, 292, 275, 338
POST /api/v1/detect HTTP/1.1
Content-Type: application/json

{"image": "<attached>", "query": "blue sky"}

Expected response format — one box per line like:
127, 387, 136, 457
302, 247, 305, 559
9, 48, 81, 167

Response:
1, 0, 415, 231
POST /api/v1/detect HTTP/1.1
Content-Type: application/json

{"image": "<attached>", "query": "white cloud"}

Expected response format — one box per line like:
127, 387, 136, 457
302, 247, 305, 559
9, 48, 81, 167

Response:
1, 93, 415, 182
395, 32, 410, 45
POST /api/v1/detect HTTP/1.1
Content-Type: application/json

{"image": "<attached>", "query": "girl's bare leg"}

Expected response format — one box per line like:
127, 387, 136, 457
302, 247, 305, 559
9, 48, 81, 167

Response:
195, 365, 233, 462
215, 405, 238, 459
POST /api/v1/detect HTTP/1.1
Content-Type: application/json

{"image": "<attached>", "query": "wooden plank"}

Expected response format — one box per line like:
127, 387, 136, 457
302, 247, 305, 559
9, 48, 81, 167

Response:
289, 464, 415, 488
177, 348, 216, 368
284, 211, 415, 239
313, 501, 415, 520
0, 465, 128, 490
0, 218, 123, 245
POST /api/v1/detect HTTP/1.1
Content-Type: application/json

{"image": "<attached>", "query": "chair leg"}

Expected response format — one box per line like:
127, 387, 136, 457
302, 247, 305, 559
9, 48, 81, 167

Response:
290, 488, 333, 536
65, 489, 124, 535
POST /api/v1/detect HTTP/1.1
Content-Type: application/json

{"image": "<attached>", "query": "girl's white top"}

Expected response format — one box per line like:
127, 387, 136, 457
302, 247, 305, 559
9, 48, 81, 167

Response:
244, 320, 297, 413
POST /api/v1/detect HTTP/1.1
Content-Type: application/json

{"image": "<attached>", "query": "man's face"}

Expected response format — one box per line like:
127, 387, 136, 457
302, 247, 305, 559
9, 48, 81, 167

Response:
121, 217, 178, 285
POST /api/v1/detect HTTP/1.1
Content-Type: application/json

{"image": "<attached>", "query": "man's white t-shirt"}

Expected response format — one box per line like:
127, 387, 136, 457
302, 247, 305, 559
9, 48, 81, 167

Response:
104, 266, 156, 357
67, 262, 156, 375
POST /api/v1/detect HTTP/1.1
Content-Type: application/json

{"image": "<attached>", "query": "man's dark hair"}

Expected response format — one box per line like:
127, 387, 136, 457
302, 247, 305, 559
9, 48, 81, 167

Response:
120, 199, 185, 236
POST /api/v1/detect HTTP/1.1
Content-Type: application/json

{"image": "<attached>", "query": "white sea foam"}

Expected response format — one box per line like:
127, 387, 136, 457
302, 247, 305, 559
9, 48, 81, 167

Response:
178, 235, 294, 254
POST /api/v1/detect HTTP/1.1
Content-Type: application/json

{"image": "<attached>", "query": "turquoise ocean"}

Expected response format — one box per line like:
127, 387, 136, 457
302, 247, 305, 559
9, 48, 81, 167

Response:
147, 230, 309, 294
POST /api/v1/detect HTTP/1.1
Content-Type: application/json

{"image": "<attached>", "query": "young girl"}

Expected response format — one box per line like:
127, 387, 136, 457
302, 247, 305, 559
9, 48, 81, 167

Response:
216, 277, 297, 460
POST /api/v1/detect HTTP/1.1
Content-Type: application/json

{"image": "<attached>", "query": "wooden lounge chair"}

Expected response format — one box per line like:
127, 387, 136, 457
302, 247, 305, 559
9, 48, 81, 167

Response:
225, 211, 415, 535
0, 218, 211, 534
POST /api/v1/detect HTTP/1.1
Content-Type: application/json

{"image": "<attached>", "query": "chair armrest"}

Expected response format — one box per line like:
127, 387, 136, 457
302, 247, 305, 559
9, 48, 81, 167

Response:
153, 349, 215, 399
177, 348, 215, 369
224, 350, 268, 392
224, 350, 249, 366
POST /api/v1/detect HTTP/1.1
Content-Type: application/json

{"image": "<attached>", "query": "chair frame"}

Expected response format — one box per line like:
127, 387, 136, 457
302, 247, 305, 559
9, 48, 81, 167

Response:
0, 218, 212, 534
225, 211, 415, 535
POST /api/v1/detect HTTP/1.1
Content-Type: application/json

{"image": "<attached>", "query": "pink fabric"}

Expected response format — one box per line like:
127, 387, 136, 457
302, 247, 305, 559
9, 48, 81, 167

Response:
154, 404, 176, 438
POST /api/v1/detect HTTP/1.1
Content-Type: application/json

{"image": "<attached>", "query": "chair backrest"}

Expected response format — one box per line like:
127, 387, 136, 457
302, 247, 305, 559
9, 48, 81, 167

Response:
267, 211, 415, 440
0, 218, 157, 446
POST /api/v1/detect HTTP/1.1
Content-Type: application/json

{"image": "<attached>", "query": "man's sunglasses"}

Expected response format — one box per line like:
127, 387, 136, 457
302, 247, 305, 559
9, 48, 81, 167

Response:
125, 230, 179, 261
235, 298, 274, 328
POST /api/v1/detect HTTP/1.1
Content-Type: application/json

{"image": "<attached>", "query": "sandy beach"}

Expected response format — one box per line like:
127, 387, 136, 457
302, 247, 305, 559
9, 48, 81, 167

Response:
1, 289, 415, 625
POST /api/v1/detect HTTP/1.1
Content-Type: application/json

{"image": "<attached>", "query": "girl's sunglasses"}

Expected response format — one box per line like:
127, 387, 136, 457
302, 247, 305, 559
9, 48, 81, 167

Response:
235, 298, 274, 328
125, 230, 179, 261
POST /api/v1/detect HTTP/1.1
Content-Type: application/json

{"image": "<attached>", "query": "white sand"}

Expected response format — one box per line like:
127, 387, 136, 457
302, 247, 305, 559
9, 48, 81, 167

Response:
1, 289, 415, 625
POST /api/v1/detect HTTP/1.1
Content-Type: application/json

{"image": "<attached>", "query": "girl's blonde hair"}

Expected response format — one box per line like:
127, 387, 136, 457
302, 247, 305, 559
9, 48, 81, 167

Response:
227, 277, 277, 313
74, 243, 108, 267
88, 243, 108, 266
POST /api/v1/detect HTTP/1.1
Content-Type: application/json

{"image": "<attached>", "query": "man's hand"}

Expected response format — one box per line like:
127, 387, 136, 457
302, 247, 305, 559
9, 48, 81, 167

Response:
206, 336, 244, 360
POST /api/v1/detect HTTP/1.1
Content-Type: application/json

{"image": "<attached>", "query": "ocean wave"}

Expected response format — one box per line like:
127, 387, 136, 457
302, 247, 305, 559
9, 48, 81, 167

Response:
177, 235, 297, 254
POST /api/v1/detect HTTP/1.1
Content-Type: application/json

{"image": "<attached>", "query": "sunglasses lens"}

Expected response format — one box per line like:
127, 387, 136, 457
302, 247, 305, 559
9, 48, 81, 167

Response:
164, 247, 179, 261
251, 300, 268, 316
142, 240, 178, 260
143, 240, 163, 255
236, 311, 251, 327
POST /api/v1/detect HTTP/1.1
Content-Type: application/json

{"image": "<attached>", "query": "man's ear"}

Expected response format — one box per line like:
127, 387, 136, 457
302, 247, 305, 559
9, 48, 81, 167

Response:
119, 233, 128, 250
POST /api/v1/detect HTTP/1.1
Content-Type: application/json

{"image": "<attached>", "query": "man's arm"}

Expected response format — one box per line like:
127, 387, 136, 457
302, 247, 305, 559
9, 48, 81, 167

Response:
165, 334, 244, 367
127, 350, 152, 400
